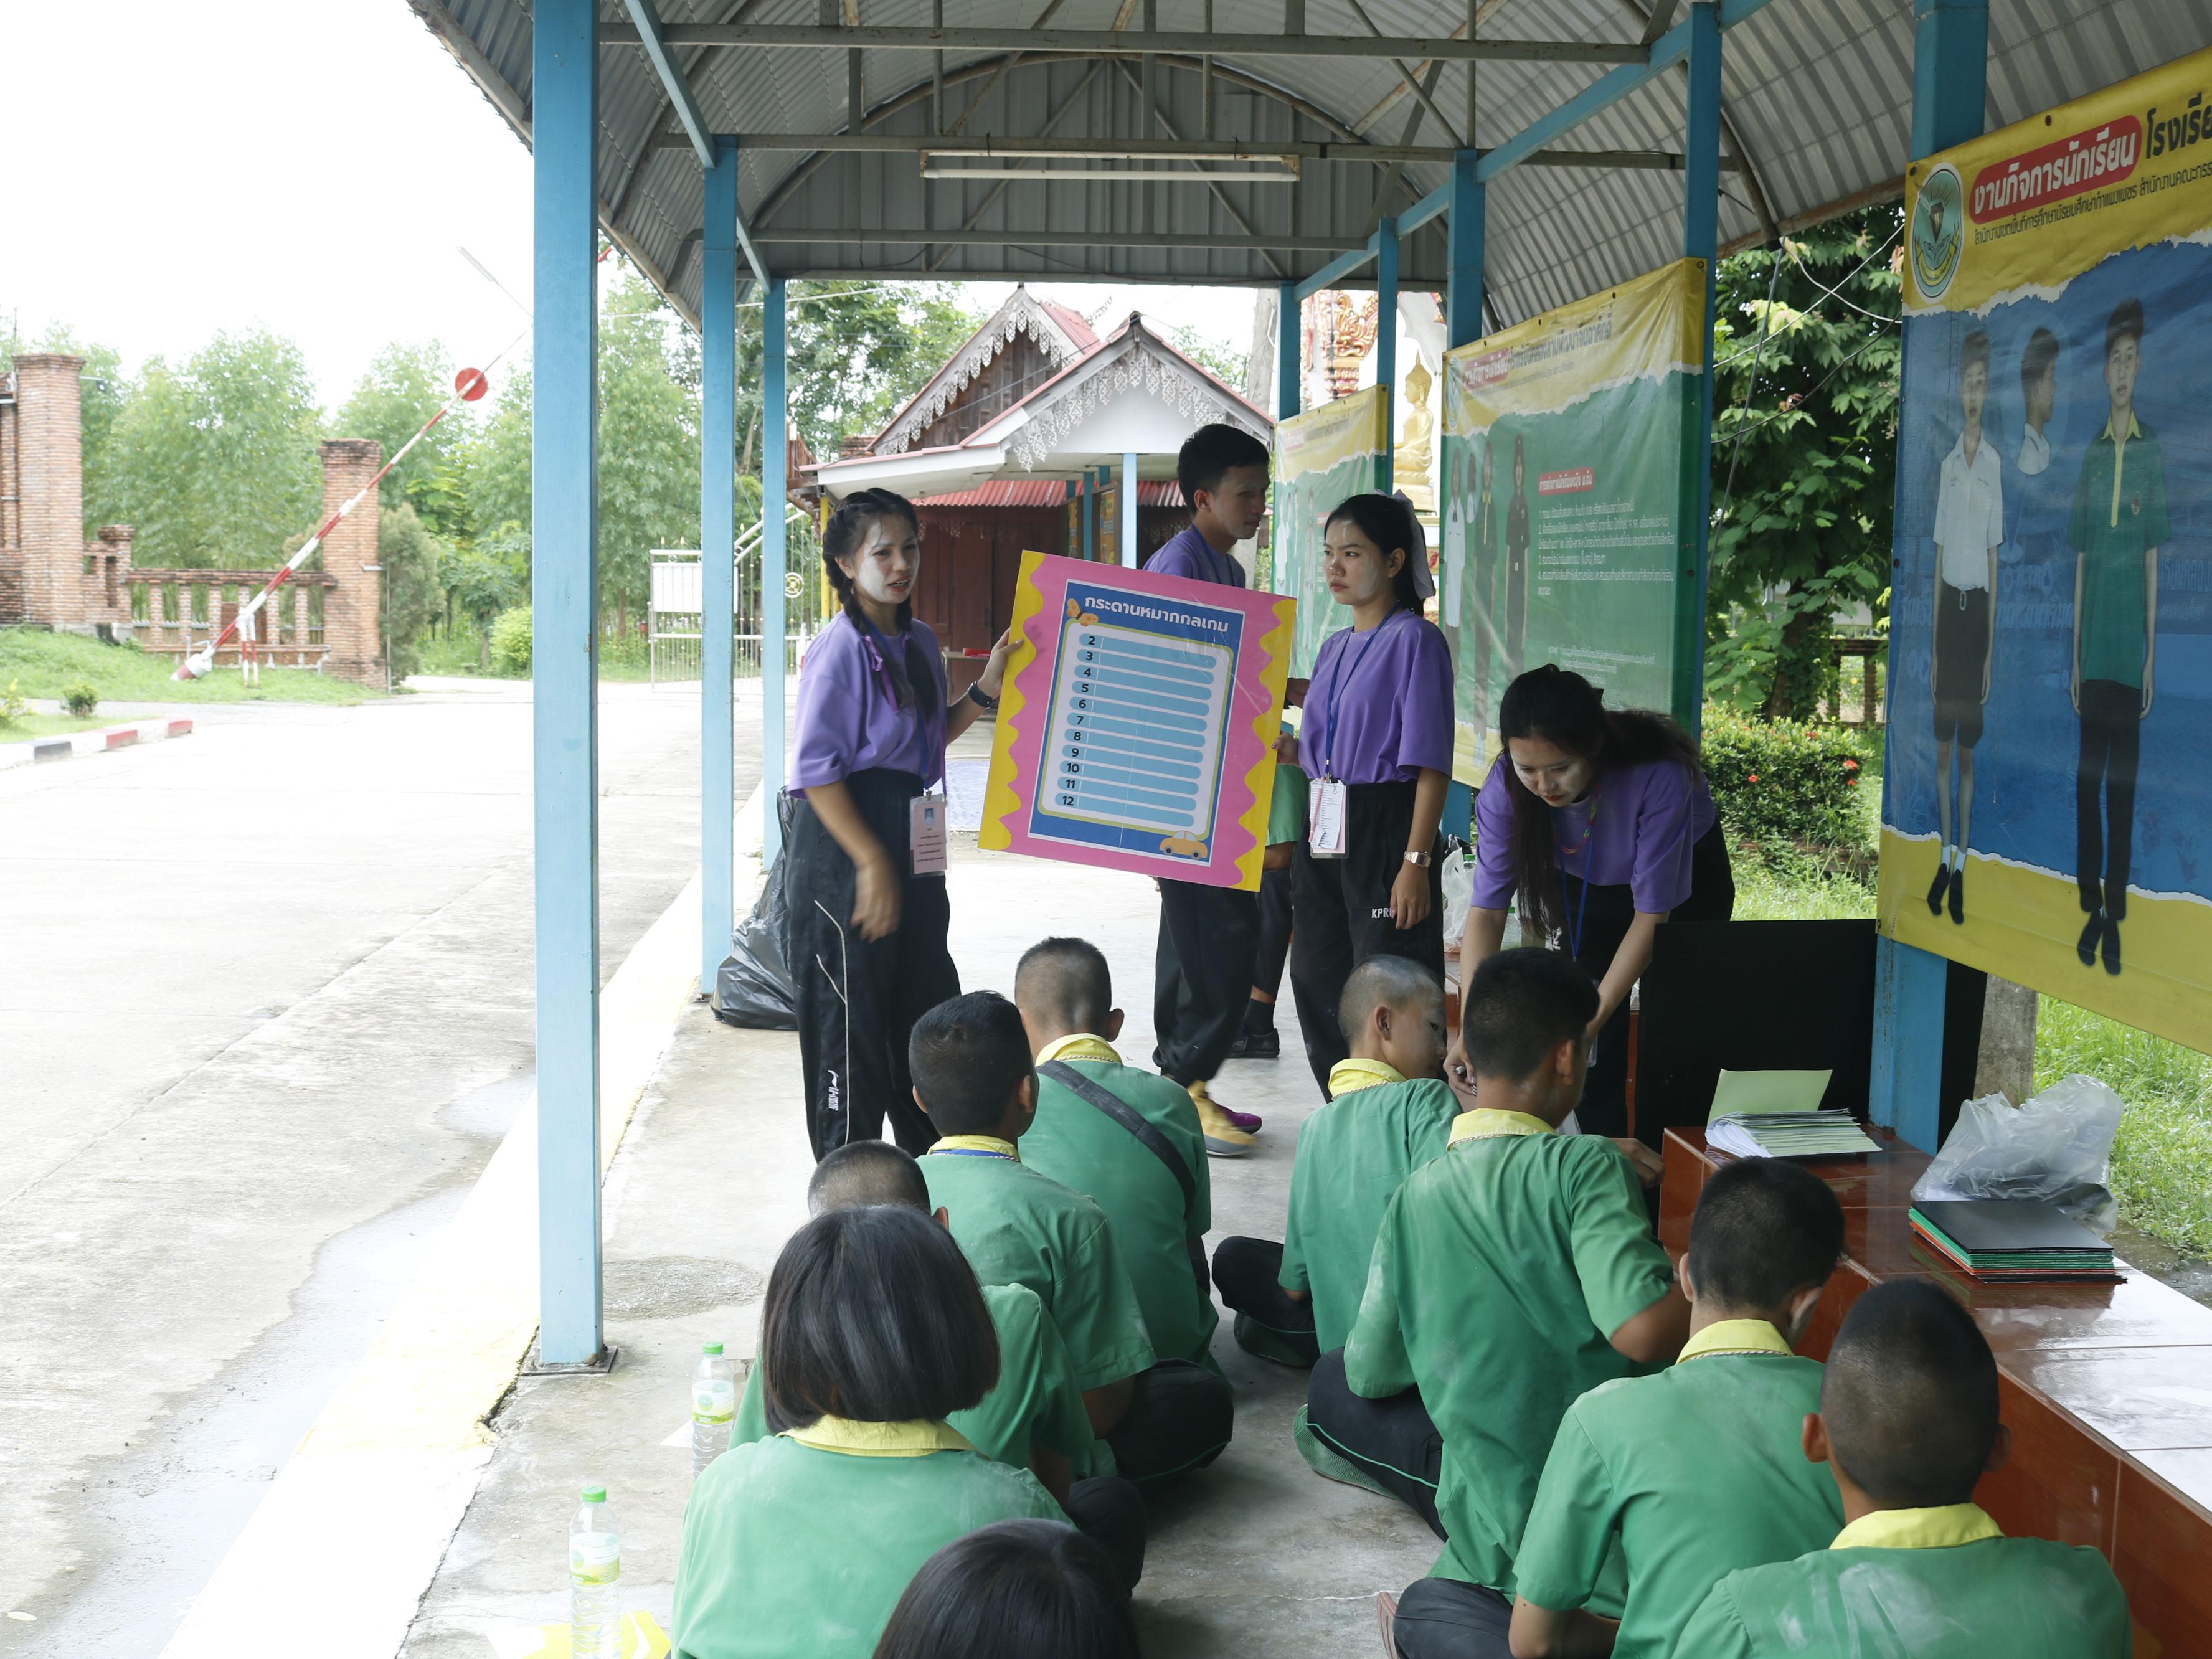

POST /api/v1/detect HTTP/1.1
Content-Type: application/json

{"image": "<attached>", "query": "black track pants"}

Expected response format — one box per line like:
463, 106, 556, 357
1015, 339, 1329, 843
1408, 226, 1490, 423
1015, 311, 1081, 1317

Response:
1062, 1474, 1147, 1594
1289, 781, 1444, 1093
1303, 1348, 1444, 1538
1212, 1236, 1320, 1366
1253, 864, 1295, 999
1153, 879, 1260, 1087
787, 768, 959, 1158
1391, 1579, 1514, 1659
1105, 1359, 1235, 1483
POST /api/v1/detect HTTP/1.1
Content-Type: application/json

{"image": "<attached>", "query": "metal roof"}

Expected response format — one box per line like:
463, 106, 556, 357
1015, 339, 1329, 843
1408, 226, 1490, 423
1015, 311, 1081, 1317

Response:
408, 0, 2212, 329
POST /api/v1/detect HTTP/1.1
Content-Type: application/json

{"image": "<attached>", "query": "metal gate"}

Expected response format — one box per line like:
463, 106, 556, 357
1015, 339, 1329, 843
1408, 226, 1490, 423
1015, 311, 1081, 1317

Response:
648, 506, 829, 688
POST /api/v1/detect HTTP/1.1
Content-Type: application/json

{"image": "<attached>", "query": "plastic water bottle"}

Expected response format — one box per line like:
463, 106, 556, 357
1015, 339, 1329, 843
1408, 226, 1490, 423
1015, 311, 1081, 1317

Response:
569, 1485, 622, 1659
692, 1341, 736, 1473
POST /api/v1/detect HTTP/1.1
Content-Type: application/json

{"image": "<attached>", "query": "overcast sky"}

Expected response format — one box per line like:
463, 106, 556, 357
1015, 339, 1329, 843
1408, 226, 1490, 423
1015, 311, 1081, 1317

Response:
1, 1, 1260, 413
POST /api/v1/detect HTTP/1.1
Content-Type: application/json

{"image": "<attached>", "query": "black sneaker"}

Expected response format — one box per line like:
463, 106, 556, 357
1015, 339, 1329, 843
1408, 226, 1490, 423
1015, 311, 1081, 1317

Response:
1228, 1027, 1280, 1059
1927, 862, 1950, 916
2101, 917, 2123, 976
1947, 863, 1965, 924
2077, 912, 2104, 967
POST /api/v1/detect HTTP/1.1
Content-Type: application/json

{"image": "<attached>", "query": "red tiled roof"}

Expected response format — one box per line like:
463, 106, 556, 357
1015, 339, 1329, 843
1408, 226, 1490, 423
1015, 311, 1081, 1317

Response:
1039, 301, 1101, 354
915, 480, 1188, 509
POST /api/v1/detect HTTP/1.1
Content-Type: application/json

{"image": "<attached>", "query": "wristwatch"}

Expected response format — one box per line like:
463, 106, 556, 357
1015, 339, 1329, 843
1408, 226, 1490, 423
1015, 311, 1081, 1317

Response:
967, 681, 1000, 712
1403, 849, 1432, 868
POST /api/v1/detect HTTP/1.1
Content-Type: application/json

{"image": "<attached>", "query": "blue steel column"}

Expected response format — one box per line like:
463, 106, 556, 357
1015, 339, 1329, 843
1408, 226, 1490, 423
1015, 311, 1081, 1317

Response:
1445, 153, 1485, 349
1120, 451, 1140, 568
532, 0, 603, 1366
701, 137, 738, 995
1681, 1, 1721, 734
1872, 0, 1989, 1150
1375, 217, 1399, 495
1277, 281, 1300, 420
762, 278, 790, 864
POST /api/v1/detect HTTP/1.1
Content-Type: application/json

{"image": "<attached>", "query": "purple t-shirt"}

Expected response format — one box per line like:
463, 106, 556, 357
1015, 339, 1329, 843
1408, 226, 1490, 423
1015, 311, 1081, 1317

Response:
1143, 523, 1247, 587
1298, 608, 1455, 786
790, 611, 950, 789
1470, 754, 1719, 914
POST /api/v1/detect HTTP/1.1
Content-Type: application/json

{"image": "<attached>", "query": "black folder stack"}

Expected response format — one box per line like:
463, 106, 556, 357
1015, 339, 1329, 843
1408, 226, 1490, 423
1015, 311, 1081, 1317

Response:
1907, 1199, 2120, 1283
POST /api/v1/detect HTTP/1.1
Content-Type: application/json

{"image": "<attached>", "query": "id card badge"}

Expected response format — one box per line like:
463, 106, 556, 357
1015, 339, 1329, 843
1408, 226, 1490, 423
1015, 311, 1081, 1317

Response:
1308, 777, 1348, 859
910, 792, 948, 876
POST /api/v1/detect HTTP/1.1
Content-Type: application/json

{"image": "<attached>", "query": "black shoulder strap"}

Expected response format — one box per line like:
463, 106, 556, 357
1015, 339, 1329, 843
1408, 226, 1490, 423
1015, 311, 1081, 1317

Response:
1037, 1060, 1196, 1212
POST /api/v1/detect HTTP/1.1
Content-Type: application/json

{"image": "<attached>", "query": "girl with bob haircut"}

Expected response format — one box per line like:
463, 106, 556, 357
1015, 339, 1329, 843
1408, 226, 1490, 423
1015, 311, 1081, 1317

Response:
1284, 493, 1456, 1093
1458, 664, 1734, 1137
671, 1206, 1064, 1659
872, 1519, 1140, 1659
786, 488, 1013, 1159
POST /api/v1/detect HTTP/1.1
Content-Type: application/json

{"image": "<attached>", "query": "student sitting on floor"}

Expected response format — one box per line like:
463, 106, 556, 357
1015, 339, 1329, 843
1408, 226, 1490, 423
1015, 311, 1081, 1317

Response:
1323, 948, 1687, 1658
873, 1518, 1140, 1659
1675, 1279, 2133, 1658
1014, 937, 1222, 1372
913, 990, 1233, 1483
727, 1140, 1144, 1592
1214, 953, 1457, 1372
1504, 1158, 1849, 1659
670, 1205, 1064, 1659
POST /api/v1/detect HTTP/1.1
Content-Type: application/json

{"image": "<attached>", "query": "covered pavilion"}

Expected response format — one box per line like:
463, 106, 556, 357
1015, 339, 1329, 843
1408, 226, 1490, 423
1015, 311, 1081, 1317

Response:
408, 0, 2205, 1383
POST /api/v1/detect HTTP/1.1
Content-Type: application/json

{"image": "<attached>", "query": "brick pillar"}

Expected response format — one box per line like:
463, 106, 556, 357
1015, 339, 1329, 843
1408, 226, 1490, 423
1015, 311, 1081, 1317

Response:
12, 354, 87, 629
319, 439, 385, 684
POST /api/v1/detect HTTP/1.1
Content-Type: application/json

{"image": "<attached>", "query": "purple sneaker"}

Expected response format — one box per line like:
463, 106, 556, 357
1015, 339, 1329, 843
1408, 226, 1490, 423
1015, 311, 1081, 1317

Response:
1222, 1106, 1264, 1134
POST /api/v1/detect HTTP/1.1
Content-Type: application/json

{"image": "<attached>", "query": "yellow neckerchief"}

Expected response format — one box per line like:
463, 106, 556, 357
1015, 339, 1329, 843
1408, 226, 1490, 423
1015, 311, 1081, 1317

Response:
783, 1416, 975, 1458
1449, 1107, 1557, 1145
1830, 1503, 2002, 1551
1329, 1058, 1407, 1095
1677, 1318, 1794, 1363
2102, 409, 2143, 529
930, 1135, 1019, 1161
1036, 1033, 1122, 1066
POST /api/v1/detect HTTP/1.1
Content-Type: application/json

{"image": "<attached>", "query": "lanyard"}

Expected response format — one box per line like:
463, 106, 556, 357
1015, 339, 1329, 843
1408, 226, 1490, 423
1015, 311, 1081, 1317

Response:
1553, 784, 1602, 957
1320, 613, 1396, 780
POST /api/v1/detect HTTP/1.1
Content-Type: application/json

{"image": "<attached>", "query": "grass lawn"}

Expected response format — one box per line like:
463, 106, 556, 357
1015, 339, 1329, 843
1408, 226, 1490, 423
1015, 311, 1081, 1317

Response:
0, 713, 113, 741
1721, 729, 2210, 1258
0, 627, 380, 707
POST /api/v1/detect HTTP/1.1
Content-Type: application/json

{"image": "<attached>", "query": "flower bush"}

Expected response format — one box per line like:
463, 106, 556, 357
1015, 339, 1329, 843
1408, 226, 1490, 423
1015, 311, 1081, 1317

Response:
1700, 707, 1871, 867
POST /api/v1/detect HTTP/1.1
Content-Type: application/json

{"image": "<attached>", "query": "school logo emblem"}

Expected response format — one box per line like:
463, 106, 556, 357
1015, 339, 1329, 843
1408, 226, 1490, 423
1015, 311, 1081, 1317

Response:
1911, 163, 1966, 302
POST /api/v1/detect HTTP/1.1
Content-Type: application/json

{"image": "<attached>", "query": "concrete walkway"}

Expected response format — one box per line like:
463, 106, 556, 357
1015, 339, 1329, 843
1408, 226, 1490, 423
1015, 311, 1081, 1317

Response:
404, 750, 1437, 1657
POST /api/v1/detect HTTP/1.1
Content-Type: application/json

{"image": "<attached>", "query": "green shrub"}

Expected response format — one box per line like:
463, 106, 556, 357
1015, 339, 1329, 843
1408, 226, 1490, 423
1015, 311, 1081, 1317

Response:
61, 679, 100, 718
1701, 707, 1868, 854
1, 678, 27, 725
488, 606, 533, 677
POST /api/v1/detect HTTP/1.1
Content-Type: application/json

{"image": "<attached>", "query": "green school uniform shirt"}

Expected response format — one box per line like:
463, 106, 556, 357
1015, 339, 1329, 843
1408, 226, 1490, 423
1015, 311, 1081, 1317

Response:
1343, 1108, 1675, 1596
670, 1417, 1066, 1659
922, 1138, 1158, 1391
1514, 1318, 1844, 1659
1674, 1503, 2133, 1658
1021, 1035, 1219, 1368
2068, 412, 2168, 687
729, 1279, 1103, 1475
1279, 1060, 1457, 1351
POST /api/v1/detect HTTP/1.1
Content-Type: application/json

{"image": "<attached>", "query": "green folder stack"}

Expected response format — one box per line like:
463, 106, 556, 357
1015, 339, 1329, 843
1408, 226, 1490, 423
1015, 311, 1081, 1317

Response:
1907, 1199, 2120, 1282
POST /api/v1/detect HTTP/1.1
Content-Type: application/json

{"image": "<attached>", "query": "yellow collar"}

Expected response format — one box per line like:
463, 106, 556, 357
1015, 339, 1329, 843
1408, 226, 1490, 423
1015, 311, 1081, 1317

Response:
1036, 1033, 1122, 1066
2101, 410, 2143, 442
1449, 1108, 1557, 1145
930, 1135, 1019, 1161
1330, 1058, 1407, 1095
1678, 1318, 1794, 1362
1831, 1503, 2002, 1551
784, 1416, 975, 1458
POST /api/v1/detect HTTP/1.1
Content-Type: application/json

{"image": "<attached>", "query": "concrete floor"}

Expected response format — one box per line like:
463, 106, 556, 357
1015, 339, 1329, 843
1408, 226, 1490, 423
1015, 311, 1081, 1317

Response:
404, 732, 1437, 1659
1, 676, 761, 1653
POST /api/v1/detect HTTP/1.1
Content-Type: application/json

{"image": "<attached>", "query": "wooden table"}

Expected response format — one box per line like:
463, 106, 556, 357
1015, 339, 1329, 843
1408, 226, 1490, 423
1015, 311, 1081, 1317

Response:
1661, 1127, 2212, 1655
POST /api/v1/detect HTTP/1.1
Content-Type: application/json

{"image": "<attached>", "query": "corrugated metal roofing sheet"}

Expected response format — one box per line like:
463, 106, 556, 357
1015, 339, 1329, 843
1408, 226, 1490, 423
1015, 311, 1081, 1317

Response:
915, 478, 1186, 505
407, 0, 2212, 328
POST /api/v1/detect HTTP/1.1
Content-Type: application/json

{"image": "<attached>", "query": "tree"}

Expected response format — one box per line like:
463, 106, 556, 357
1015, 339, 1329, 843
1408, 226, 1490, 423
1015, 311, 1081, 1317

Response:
4, 322, 136, 540
378, 503, 448, 678
740, 280, 981, 463
1166, 321, 1250, 391
598, 270, 702, 633
1705, 207, 1903, 721
101, 329, 325, 568
443, 544, 522, 669
339, 341, 475, 543
463, 367, 532, 564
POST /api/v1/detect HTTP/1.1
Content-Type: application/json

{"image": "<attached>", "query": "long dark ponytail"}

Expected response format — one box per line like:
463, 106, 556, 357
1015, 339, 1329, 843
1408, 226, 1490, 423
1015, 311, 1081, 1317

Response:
823, 488, 940, 724
1496, 664, 1704, 942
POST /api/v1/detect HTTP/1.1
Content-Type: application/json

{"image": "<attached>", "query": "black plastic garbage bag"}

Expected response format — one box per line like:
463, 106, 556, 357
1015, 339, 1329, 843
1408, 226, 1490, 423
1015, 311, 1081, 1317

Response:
714, 791, 800, 1029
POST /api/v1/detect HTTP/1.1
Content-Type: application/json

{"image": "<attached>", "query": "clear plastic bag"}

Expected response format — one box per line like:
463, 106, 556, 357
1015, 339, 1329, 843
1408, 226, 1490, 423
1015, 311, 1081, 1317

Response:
1440, 842, 1475, 950
1911, 1074, 2126, 1235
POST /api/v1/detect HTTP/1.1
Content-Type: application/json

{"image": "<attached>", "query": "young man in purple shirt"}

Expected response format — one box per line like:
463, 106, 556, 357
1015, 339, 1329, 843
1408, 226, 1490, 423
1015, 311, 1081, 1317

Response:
1143, 423, 1272, 1153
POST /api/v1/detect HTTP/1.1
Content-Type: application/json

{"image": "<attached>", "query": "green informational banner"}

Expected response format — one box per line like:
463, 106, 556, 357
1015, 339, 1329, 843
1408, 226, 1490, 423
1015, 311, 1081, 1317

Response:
1439, 259, 1708, 783
1274, 385, 1390, 676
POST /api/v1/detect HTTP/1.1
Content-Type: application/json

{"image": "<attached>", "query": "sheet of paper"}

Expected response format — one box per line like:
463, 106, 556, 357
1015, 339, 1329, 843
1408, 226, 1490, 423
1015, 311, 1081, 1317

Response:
910, 792, 948, 874
1708, 1067, 1833, 1123
1308, 777, 1347, 856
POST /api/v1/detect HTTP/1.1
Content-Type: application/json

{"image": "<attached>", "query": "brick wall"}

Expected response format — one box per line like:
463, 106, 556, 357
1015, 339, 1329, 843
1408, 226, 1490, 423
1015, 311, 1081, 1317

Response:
11, 354, 86, 628
318, 439, 385, 685
0, 386, 21, 620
